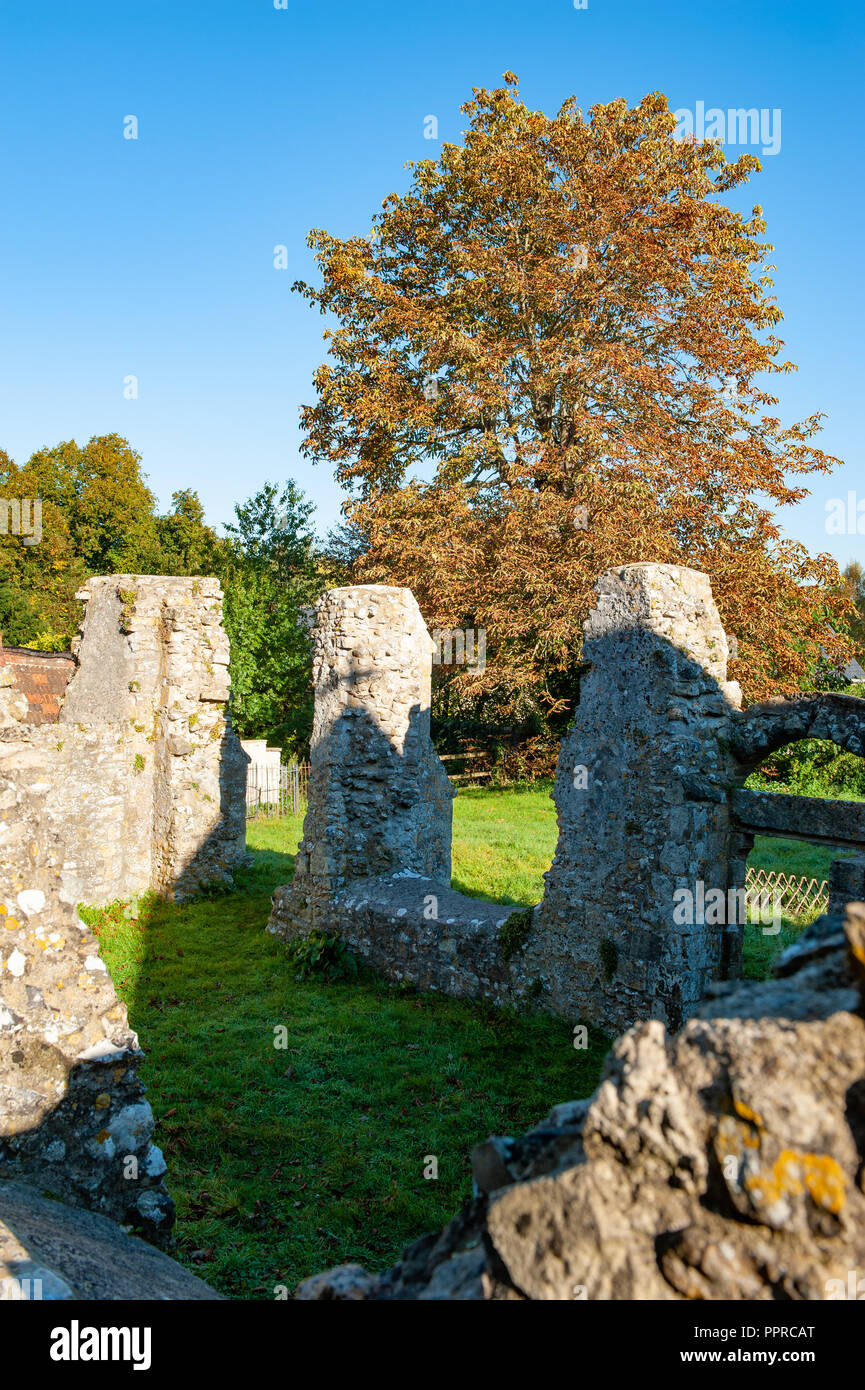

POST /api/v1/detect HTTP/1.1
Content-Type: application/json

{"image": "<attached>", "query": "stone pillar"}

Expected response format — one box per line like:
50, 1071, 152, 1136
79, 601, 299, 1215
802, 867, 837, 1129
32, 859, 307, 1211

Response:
828, 854, 865, 915
523, 564, 744, 1033
60, 575, 247, 902
269, 585, 453, 940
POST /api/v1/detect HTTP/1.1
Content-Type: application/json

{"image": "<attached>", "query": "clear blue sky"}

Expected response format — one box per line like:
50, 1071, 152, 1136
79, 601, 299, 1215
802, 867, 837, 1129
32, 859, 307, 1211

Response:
1, 0, 862, 567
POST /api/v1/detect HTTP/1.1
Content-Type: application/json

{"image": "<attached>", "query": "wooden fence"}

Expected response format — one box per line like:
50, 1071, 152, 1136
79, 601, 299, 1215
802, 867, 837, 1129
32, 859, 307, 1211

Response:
245, 761, 309, 819
744, 867, 828, 921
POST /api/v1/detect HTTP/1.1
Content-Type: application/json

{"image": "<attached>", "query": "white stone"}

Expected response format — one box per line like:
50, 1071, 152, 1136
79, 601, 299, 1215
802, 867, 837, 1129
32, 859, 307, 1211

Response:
6, 949, 26, 977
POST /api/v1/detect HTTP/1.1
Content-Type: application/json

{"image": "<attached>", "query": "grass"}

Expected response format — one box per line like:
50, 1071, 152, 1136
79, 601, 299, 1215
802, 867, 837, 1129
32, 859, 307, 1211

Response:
86, 783, 851, 1296
87, 797, 607, 1298
452, 782, 559, 903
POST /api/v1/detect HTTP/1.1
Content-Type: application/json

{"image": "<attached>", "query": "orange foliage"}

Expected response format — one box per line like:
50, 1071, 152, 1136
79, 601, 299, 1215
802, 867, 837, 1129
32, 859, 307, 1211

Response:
295, 77, 851, 713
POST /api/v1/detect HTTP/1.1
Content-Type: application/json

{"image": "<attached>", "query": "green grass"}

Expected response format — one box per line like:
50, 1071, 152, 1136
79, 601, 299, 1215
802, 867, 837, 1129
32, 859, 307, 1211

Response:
86, 784, 850, 1296
87, 797, 606, 1298
452, 782, 558, 904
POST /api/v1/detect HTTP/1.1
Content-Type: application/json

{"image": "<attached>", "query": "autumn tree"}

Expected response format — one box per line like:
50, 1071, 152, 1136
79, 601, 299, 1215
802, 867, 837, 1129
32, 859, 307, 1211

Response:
295, 76, 851, 723
1, 439, 224, 647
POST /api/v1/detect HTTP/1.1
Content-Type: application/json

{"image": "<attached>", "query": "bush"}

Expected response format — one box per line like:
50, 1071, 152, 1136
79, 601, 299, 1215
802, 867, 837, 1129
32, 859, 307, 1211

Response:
285, 930, 358, 983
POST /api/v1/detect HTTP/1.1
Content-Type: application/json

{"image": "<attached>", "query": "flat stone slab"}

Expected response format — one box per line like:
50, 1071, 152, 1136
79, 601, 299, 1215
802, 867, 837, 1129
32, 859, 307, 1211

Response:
325, 873, 528, 1003
0, 1182, 222, 1300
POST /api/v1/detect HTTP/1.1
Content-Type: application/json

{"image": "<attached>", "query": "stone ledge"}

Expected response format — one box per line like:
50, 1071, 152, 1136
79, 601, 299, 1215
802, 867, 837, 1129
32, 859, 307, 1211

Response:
0, 1182, 222, 1300
272, 872, 530, 1004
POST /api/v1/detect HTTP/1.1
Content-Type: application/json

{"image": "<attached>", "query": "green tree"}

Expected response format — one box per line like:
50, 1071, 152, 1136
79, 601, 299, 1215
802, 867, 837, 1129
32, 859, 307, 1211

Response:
221, 481, 323, 754
154, 489, 224, 576
19, 435, 162, 573
0, 447, 88, 647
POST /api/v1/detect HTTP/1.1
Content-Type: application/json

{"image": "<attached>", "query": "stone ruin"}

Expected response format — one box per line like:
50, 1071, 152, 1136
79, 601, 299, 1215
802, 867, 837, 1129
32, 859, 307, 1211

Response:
3, 558, 865, 1300
299, 900, 865, 1301
270, 563, 865, 1034
0, 575, 247, 1242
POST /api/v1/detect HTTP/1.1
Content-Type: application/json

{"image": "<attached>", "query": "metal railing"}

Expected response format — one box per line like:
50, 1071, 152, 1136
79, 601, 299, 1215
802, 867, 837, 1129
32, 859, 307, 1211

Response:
245, 761, 309, 819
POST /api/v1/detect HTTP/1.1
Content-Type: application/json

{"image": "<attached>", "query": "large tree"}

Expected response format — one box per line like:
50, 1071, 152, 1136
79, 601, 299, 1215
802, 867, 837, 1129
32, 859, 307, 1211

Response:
295, 76, 851, 715
0, 439, 224, 647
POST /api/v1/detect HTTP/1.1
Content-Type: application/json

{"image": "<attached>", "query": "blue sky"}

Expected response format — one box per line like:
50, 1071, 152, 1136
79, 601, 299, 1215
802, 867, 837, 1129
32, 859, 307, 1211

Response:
1, 0, 862, 567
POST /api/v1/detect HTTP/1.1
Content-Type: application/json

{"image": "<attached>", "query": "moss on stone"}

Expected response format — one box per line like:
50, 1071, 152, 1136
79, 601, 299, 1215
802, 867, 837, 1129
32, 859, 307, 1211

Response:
600, 937, 618, 981
499, 906, 535, 960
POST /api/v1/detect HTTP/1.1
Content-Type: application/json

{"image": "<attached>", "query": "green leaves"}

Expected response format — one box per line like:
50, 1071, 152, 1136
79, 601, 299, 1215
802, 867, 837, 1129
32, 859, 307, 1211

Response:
285, 930, 359, 983
219, 481, 323, 755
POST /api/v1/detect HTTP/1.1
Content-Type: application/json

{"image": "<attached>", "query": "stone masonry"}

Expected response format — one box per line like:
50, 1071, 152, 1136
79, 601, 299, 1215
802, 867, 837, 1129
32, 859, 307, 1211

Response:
524, 564, 745, 1032
0, 574, 248, 1241
269, 564, 865, 1035
272, 584, 454, 937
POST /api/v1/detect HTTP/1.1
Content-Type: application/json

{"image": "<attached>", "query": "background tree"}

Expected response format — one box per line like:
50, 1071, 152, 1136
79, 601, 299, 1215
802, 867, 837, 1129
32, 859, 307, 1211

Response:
220, 481, 323, 754
154, 489, 224, 576
295, 75, 852, 724
2, 436, 323, 753
19, 435, 163, 574
0, 446, 87, 646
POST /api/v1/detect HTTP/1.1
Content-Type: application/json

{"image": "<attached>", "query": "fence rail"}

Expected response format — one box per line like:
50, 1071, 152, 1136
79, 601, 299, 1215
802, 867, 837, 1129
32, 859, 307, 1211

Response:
744, 867, 828, 921
245, 761, 309, 819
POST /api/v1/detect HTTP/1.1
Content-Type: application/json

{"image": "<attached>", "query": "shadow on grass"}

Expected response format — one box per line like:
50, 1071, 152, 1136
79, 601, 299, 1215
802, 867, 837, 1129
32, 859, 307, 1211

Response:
89, 815, 608, 1300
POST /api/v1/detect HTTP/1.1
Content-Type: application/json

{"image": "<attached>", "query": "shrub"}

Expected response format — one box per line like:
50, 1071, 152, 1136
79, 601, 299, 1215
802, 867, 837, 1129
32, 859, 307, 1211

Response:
285, 930, 358, 983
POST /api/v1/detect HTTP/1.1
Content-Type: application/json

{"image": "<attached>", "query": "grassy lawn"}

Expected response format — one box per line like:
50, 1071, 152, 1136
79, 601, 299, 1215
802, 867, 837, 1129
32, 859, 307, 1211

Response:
88, 795, 607, 1298
87, 783, 848, 1296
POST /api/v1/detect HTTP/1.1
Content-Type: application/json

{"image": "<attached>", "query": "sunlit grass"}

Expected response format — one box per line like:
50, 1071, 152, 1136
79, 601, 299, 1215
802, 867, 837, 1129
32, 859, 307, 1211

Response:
85, 783, 848, 1295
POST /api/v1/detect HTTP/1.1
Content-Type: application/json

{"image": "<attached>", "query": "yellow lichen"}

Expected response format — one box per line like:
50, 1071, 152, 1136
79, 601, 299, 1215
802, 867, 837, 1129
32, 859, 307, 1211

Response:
745, 1149, 846, 1214
734, 1098, 764, 1128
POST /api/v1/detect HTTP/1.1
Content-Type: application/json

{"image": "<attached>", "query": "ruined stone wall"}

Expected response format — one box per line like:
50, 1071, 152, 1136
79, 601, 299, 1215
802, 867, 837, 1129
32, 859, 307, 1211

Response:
4, 574, 248, 905
0, 678, 173, 1238
268, 564, 865, 1036
272, 585, 454, 941
522, 564, 745, 1032
0, 574, 247, 1239
269, 566, 748, 1029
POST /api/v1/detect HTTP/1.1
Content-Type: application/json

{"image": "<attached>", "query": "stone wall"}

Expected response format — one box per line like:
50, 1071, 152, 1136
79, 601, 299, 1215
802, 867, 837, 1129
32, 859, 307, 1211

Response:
1, 574, 248, 905
523, 564, 745, 1032
269, 563, 865, 1035
0, 574, 247, 1240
